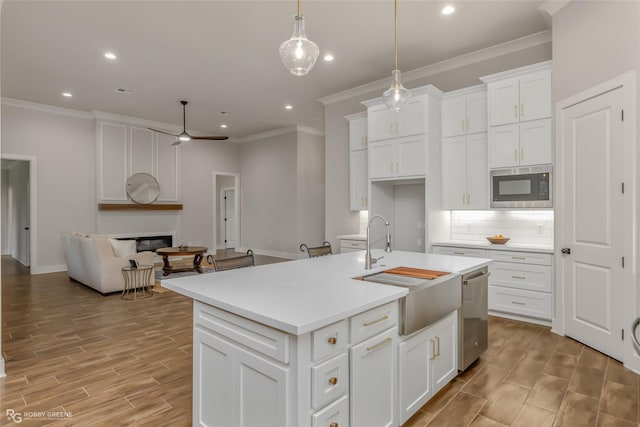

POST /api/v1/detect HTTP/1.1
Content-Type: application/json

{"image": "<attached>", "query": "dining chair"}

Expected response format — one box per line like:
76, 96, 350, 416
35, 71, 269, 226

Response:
207, 250, 256, 272
299, 241, 333, 258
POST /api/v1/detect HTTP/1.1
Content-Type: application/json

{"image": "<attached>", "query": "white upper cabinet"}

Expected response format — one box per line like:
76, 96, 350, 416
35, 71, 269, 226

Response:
367, 99, 425, 142
347, 113, 369, 210
489, 119, 551, 168
369, 135, 426, 180
442, 87, 487, 138
349, 115, 368, 151
484, 63, 551, 127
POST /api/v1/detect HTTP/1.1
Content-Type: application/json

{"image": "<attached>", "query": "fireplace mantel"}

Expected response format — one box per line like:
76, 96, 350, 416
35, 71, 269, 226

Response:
98, 203, 183, 211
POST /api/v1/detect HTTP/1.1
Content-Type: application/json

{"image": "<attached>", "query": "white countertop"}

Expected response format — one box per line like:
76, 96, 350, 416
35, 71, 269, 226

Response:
432, 240, 554, 254
162, 250, 491, 335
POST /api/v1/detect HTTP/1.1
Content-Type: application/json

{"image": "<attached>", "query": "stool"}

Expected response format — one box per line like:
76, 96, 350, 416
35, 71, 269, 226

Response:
121, 265, 154, 300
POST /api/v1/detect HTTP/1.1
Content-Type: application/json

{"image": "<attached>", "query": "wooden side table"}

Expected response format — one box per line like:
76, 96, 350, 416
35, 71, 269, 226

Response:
156, 246, 208, 276
121, 265, 154, 300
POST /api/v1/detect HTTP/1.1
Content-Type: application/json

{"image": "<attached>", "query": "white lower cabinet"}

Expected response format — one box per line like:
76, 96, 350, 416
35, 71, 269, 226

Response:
397, 311, 457, 425
350, 327, 397, 427
194, 327, 288, 427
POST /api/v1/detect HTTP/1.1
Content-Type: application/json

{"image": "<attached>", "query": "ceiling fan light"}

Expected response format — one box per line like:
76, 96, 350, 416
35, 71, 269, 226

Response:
179, 132, 191, 142
383, 69, 412, 112
279, 14, 319, 76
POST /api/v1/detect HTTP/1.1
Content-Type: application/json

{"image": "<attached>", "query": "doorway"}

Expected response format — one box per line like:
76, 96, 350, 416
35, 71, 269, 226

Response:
1, 155, 36, 270
555, 72, 635, 365
212, 172, 240, 251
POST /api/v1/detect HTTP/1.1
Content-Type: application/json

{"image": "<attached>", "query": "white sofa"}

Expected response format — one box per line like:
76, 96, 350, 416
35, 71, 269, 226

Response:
61, 232, 155, 294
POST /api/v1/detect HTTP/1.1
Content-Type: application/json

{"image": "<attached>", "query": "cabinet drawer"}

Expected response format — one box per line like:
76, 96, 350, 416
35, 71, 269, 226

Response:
312, 353, 349, 410
489, 285, 551, 320
488, 250, 552, 265
340, 239, 366, 250
194, 301, 289, 363
491, 261, 552, 292
350, 301, 398, 345
312, 395, 349, 427
312, 320, 348, 362
433, 246, 488, 258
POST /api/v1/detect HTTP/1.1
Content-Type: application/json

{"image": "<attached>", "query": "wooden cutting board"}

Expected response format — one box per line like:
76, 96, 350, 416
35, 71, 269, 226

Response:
383, 266, 449, 280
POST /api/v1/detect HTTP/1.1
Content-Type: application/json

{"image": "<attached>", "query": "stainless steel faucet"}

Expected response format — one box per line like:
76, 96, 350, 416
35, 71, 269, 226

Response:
365, 215, 392, 269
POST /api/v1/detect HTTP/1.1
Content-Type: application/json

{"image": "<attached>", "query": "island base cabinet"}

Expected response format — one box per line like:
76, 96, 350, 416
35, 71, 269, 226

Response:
350, 328, 397, 427
397, 311, 458, 425
194, 327, 289, 427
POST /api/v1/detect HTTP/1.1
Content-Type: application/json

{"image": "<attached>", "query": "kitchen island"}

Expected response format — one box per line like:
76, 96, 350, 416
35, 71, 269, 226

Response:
163, 250, 491, 427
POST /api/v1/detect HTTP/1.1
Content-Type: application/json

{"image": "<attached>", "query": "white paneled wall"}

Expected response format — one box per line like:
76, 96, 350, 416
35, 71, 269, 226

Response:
450, 210, 553, 245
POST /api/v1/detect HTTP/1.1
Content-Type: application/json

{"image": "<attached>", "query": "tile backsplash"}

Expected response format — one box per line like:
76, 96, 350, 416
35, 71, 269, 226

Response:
450, 210, 554, 245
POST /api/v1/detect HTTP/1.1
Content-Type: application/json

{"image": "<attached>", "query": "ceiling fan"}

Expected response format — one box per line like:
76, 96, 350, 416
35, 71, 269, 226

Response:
148, 100, 228, 146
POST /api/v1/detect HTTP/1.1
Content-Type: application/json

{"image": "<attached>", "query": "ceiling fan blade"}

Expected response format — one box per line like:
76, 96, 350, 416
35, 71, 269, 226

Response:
190, 135, 229, 141
171, 140, 182, 146
148, 127, 179, 137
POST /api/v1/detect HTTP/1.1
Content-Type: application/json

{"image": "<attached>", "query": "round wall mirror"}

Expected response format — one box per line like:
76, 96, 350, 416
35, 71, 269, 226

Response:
126, 173, 160, 204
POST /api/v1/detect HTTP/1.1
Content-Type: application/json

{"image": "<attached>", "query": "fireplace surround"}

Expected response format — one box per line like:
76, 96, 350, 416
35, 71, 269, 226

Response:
113, 234, 174, 252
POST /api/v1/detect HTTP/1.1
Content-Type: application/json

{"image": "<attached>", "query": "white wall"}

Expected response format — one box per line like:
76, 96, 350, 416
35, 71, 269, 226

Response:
240, 131, 297, 258
1, 168, 8, 254
296, 130, 325, 256
323, 44, 552, 251
2, 104, 96, 272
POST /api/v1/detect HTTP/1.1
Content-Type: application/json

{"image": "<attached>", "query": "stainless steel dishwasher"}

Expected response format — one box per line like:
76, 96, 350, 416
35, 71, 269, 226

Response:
459, 267, 489, 371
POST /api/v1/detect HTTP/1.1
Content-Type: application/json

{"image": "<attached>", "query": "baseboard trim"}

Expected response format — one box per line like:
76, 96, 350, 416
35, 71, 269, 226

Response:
31, 264, 67, 275
488, 310, 552, 327
237, 247, 296, 260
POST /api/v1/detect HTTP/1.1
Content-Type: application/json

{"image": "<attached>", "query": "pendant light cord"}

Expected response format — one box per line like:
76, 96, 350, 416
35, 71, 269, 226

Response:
298, 0, 301, 16
394, 0, 398, 70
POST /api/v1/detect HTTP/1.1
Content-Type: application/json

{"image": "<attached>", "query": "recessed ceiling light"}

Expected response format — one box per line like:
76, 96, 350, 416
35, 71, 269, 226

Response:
62, 92, 72, 97
220, 124, 228, 129
104, 52, 117, 60
324, 54, 334, 62
442, 5, 455, 15
285, 105, 293, 110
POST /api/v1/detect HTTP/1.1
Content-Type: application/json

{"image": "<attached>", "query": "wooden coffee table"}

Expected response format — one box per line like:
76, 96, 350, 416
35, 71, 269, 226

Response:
156, 246, 208, 276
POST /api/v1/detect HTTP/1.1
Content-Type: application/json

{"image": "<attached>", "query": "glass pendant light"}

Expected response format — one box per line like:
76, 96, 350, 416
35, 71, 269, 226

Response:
279, 0, 319, 76
383, 0, 411, 111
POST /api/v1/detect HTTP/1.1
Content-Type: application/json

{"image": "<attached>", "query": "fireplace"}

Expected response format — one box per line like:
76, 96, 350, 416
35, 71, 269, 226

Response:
114, 234, 173, 252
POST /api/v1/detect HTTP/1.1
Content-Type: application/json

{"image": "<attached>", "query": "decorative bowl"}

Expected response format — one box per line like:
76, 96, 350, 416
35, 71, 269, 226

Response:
487, 237, 510, 244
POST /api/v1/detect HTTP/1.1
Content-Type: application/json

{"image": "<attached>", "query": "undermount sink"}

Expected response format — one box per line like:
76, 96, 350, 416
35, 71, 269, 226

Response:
357, 267, 453, 289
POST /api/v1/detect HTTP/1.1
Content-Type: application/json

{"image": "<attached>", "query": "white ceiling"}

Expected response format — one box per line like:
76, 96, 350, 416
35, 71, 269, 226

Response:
1, 1, 550, 139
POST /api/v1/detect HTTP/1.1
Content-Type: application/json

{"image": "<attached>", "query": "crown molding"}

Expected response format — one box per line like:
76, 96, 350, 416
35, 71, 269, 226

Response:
2, 97, 94, 119
540, 0, 571, 18
91, 110, 183, 133
318, 30, 552, 106
236, 125, 323, 143
442, 84, 487, 99
344, 112, 367, 121
479, 60, 552, 84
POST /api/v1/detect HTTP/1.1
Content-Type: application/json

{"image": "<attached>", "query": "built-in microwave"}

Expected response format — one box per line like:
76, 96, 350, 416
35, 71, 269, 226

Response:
490, 166, 552, 208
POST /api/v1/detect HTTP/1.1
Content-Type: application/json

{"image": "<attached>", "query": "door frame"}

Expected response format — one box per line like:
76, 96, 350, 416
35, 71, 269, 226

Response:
1, 154, 37, 272
212, 172, 240, 251
553, 71, 636, 370
219, 186, 235, 249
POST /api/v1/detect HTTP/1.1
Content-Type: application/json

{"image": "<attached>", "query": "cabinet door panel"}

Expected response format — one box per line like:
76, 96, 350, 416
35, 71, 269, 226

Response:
442, 136, 467, 210
350, 328, 396, 427
489, 78, 519, 126
368, 106, 396, 142
519, 70, 551, 122
397, 135, 426, 177
398, 99, 426, 137
398, 329, 432, 425
489, 124, 519, 169
466, 91, 488, 134
519, 119, 552, 166
194, 328, 234, 427
430, 313, 458, 393
466, 133, 489, 209
235, 348, 288, 427
349, 116, 368, 151
442, 96, 467, 138
350, 150, 368, 210
369, 141, 395, 179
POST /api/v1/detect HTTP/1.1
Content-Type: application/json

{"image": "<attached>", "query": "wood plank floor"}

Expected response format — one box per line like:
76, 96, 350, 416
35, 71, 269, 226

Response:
2, 254, 639, 426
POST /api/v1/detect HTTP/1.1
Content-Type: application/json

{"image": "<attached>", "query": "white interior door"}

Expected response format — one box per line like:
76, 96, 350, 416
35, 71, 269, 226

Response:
562, 87, 624, 361
223, 189, 236, 249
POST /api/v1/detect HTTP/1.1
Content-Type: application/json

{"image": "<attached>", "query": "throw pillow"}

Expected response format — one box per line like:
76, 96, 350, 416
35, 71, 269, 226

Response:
109, 238, 137, 257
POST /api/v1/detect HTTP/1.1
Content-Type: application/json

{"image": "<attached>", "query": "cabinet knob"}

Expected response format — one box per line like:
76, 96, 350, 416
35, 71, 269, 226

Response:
327, 336, 337, 345
329, 423, 339, 427
328, 377, 338, 385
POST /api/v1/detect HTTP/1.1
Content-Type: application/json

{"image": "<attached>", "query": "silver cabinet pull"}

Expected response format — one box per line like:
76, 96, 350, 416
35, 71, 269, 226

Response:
512, 275, 527, 280
435, 336, 441, 358
512, 301, 526, 305
430, 338, 437, 360
520, 148, 524, 161
512, 256, 526, 260
363, 315, 389, 327
367, 337, 392, 352
453, 251, 465, 255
